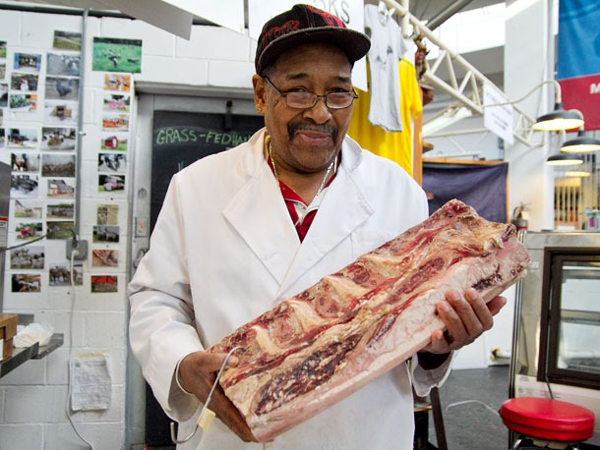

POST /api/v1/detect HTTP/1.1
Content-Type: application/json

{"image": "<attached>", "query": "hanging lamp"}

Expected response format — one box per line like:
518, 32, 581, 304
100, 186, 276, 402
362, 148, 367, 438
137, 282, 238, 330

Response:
560, 128, 600, 153
546, 153, 584, 166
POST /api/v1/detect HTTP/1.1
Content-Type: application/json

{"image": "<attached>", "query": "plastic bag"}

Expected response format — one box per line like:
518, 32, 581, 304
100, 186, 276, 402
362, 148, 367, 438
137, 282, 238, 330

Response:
14, 323, 54, 348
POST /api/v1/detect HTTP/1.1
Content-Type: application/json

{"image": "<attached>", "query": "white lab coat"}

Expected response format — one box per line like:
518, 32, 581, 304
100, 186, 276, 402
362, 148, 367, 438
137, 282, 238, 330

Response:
129, 129, 452, 450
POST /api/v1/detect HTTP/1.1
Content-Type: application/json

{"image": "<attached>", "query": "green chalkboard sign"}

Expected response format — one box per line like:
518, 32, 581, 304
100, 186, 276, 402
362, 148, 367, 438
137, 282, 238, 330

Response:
151, 110, 264, 230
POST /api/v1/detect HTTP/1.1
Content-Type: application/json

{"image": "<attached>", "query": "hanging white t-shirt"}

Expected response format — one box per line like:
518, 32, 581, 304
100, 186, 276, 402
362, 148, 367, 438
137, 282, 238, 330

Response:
364, 4, 407, 132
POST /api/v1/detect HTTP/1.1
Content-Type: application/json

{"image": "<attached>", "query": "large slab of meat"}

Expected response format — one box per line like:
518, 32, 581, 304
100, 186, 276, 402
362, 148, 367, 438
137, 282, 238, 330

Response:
208, 199, 530, 442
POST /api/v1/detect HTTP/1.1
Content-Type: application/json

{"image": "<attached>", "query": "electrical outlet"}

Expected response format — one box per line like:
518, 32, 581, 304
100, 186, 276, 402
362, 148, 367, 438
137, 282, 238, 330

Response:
66, 239, 88, 261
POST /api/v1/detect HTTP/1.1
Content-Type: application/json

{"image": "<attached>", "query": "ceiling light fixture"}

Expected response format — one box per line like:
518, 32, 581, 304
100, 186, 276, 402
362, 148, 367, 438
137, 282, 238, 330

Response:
564, 170, 591, 177
546, 153, 584, 166
560, 128, 600, 153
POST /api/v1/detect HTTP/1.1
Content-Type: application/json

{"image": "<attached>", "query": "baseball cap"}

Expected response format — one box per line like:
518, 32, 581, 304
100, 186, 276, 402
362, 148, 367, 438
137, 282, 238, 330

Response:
255, 4, 371, 75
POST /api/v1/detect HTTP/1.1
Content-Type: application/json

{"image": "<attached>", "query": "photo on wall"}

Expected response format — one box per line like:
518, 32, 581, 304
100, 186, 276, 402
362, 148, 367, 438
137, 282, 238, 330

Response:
12, 274, 41, 293
11, 72, 39, 91
42, 127, 76, 151
11, 152, 41, 173
92, 248, 119, 267
97, 204, 119, 225
98, 152, 126, 173
11, 174, 39, 198
47, 178, 75, 198
49, 262, 83, 286
0, 82, 8, 107
98, 174, 125, 193
100, 132, 127, 151
46, 220, 74, 239
0, 40, 6, 58
6, 128, 39, 148
102, 113, 129, 132
93, 225, 119, 243
47, 202, 74, 219
45, 76, 79, 101
13, 52, 42, 72
91, 275, 118, 293
0, 62, 5, 80
9, 93, 37, 112
15, 221, 43, 240
47, 53, 81, 77
41, 154, 76, 177
44, 100, 78, 125
0, 128, 4, 148
14, 199, 43, 219
103, 93, 130, 113
103, 73, 131, 92
92, 37, 142, 73
0, 83, 8, 108
53, 31, 82, 51
11, 246, 45, 269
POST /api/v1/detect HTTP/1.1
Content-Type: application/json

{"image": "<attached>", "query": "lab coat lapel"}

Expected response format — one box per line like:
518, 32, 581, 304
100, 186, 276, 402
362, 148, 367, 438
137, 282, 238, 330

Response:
222, 132, 300, 286
277, 140, 374, 297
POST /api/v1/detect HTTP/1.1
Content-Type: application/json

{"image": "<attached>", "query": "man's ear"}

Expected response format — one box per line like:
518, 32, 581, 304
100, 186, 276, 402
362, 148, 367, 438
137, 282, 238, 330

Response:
252, 74, 266, 115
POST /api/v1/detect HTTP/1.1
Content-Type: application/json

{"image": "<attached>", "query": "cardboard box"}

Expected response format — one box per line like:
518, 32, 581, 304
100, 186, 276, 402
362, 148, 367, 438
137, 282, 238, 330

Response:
0, 314, 18, 360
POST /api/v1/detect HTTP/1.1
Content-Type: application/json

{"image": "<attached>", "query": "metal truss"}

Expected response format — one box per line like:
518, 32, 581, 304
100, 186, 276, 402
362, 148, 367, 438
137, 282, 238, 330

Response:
382, 0, 538, 146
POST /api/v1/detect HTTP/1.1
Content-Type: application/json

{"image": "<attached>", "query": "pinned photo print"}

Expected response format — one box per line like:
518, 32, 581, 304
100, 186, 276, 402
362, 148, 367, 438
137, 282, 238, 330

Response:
14, 199, 43, 219
12, 274, 41, 293
11, 152, 41, 173
45, 100, 78, 125
46, 220, 74, 239
0, 128, 4, 148
45, 76, 79, 101
97, 204, 119, 225
53, 31, 82, 51
42, 127, 76, 151
41, 154, 76, 177
92, 249, 119, 267
11, 246, 45, 270
6, 128, 38, 148
0, 62, 5, 80
98, 174, 125, 193
15, 221, 43, 240
47, 202, 74, 219
98, 152, 126, 173
103, 93, 130, 113
103, 73, 131, 92
9, 93, 37, 112
49, 262, 83, 286
11, 72, 39, 91
11, 174, 39, 198
47, 178, 75, 198
102, 113, 129, 132
92, 37, 142, 73
100, 133, 127, 151
91, 275, 118, 293
47, 53, 81, 77
0, 82, 8, 107
13, 52, 42, 72
93, 225, 119, 243
0, 41, 6, 58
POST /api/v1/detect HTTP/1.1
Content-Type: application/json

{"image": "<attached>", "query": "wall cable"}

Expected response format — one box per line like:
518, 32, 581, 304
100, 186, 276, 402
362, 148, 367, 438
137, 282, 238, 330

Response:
66, 249, 93, 449
445, 399, 500, 417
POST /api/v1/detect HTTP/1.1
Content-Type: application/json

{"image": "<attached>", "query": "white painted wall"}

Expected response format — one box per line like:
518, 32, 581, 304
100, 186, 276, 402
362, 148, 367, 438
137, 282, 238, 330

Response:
0, 8, 256, 449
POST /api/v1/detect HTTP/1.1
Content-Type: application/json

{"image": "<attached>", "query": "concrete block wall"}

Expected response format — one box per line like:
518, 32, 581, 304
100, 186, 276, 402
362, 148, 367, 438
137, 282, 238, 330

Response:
1, 7, 256, 449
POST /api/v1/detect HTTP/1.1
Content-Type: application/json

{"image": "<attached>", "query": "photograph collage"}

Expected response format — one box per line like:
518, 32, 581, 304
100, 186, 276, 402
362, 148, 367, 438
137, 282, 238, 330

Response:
2, 31, 135, 294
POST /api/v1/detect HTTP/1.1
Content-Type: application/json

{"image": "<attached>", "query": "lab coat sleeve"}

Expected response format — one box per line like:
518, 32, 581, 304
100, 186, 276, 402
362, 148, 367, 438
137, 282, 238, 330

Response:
128, 175, 203, 422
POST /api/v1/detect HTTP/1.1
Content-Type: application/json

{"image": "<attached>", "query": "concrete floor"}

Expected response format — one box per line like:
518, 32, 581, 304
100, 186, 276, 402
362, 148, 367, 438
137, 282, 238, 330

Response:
428, 365, 511, 450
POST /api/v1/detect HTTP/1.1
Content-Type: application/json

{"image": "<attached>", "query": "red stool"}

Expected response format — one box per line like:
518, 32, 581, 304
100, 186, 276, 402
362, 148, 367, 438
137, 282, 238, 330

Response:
500, 397, 595, 449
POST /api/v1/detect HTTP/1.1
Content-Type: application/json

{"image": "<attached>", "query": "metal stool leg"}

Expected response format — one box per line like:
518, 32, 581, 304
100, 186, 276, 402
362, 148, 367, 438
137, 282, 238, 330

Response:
512, 437, 523, 450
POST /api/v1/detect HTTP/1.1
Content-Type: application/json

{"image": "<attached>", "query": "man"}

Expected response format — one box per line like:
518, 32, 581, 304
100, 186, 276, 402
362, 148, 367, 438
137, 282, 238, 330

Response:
129, 5, 506, 449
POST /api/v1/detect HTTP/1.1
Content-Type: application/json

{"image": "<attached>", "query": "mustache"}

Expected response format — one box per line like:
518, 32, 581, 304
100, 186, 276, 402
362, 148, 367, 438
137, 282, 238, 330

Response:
288, 121, 338, 142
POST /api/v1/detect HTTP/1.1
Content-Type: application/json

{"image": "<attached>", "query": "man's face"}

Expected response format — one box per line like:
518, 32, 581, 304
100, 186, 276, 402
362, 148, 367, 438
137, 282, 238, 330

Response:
253, 43, 354, 174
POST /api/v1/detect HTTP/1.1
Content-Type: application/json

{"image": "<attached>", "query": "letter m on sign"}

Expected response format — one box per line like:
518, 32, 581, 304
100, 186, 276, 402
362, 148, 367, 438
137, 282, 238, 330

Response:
557, 1, 600, 130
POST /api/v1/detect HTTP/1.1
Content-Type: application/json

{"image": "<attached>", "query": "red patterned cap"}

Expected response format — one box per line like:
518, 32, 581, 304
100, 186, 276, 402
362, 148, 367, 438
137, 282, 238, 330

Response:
255, 4, 370, 75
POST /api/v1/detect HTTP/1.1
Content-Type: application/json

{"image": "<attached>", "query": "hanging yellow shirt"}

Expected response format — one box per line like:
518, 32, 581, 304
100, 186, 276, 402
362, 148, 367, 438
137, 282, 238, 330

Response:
348, 59, 422, 176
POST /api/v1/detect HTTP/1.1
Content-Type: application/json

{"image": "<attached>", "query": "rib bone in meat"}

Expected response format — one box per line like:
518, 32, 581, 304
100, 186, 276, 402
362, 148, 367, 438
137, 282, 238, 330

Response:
208, 199, 531, 442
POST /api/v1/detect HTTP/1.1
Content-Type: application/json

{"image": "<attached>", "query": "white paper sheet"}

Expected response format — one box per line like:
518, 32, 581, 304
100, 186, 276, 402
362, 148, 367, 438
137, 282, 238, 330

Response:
70, 353, 112, 411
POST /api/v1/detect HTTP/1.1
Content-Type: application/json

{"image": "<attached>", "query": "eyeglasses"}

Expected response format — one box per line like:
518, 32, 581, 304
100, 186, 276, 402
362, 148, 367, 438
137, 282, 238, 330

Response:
263, 76, 358, 110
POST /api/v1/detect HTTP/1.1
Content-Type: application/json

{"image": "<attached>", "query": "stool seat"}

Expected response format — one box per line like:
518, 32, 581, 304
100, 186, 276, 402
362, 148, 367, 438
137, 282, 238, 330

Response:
500, 397, 595, 442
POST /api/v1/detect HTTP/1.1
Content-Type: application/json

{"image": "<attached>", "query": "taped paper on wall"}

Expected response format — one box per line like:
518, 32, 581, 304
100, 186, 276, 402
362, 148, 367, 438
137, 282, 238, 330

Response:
70, 353, 112, 411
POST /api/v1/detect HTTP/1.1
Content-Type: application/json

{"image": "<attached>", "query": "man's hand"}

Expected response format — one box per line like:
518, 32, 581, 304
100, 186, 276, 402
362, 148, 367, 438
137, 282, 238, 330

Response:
419, 288, 507, 366
178, 351, 257, 442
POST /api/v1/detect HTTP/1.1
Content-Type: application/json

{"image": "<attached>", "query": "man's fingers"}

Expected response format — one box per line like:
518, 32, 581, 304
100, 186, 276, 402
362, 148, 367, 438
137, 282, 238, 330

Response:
193, 352, 238, 373
465, 288, 494, 332
487, 295, 507, 316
